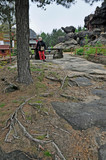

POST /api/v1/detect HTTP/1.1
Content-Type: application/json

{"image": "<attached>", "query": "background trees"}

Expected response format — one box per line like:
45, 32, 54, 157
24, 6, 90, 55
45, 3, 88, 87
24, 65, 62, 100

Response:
0, 0, 15, 49
39, 29, 65, 47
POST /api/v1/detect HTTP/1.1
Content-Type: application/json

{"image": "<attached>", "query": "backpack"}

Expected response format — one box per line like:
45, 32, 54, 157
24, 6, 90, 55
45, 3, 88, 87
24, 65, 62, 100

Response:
40, 46, 45, 51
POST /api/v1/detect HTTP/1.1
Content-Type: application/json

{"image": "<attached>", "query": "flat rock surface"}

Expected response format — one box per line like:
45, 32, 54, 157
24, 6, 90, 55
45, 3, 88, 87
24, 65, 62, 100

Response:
48, 54, 106, 74
51, 97, 106, 130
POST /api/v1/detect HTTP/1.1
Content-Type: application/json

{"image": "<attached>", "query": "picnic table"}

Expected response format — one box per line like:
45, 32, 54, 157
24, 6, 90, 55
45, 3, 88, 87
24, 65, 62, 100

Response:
47, 47, 63, 59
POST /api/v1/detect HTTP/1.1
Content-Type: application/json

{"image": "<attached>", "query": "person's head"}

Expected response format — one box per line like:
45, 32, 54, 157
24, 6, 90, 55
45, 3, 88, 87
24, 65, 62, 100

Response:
38, 37, 42, 41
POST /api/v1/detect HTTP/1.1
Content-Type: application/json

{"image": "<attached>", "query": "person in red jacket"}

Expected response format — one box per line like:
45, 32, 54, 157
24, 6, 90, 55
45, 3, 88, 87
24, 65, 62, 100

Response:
36, 37, 46, 61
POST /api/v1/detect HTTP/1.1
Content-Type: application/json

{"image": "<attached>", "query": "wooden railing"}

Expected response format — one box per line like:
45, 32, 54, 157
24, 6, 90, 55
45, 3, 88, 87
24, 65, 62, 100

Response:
74, 47, 106, 57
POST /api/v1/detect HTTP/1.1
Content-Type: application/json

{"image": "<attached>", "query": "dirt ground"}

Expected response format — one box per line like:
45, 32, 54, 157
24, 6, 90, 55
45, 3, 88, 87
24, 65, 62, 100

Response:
0, 56, 106, 160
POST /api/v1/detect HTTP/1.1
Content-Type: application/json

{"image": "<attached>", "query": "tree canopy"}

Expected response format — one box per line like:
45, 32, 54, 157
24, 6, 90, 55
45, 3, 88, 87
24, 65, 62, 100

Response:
39, 29, 65, 47
32, 0, 104, 8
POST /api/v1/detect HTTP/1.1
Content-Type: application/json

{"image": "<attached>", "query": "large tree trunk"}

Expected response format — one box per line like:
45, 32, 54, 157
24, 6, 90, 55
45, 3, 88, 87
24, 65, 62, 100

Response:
15, 0, 33, 84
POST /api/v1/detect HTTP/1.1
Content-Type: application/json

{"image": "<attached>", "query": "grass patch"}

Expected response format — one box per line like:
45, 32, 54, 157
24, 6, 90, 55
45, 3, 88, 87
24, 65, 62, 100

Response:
37, 135, 46, 140
48, 71, 60, 79
35, 82, 47, 92
0, 103, 5, 108
26, 116, 32, 121
12, 100, 19, 103
37, 71, 45, 82
35, 100, 42, 103
7, 67, 16, 71
30, 65, 44, 72
44, 151, 52, 157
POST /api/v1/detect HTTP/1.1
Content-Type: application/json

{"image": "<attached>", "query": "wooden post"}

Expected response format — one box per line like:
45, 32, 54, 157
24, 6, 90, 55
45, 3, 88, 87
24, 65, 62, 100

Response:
95, 47, 97, 57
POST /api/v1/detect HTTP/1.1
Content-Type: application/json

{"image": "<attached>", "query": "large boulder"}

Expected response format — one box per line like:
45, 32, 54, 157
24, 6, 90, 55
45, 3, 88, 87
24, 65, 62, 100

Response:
64, 39, 78, 45
65, 32, 77, 41
51, 96, 106, 130
84, 2, 106, 32
90, 35, 106, 46
61, 26, 76, 33
98, 144, 106, 160
58, 36, 66, 43
0, 147, 37, 160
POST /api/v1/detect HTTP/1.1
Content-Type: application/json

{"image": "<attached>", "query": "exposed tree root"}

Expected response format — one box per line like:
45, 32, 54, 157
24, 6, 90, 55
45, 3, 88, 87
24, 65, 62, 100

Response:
68, 74, 92, 79
52, 142, 66, 160
46, 76, 61, 82
3, 96, 66, 160
61, 75, 68, 89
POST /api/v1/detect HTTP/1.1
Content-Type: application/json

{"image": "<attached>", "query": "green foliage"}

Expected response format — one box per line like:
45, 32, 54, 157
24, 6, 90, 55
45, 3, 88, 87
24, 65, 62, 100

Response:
0, 1, 16, 48
0, 61, 7, 66
63, 48, 72, 52
37, 135, 46, 140
38, 29, 65, 47
32, 0, 74, 8
0, 103, 5, 108
75, 43, 106, 57
76, 47, 84, 55
35, 100, 42, 103
44, 151, 52, 157
30, 65, 44, 72
75, 26, 85, 33
85, 34, 89, 45
11, 49, 17, 56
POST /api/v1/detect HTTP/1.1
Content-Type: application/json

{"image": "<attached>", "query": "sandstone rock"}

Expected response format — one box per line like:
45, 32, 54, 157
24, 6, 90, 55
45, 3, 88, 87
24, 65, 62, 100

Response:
84, 2, 106, 32
61, 26, 76, 33
64, 39, 78, 45
58, 35, 66, 43
98, 144, 106, 160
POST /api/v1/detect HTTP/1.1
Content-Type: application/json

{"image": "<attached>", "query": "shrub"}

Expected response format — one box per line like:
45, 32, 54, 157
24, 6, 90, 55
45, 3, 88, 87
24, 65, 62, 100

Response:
76, 47, 84, 55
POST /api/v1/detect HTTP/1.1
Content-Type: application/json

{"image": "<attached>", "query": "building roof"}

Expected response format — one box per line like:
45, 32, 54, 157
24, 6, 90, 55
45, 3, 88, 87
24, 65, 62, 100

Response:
30, 29, 36, 39
29, 40, 37, 44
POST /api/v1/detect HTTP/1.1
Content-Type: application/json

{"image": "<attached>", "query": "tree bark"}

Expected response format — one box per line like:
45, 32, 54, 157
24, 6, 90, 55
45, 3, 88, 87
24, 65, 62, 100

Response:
8, 19, 12, 51
15, 0, 33, 84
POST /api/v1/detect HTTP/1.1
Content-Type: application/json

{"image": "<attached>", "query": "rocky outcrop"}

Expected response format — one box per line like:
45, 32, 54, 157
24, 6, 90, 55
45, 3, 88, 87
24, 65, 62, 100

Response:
61, 26, 76, 33
84, 2, 106, 32
53, 2, 106, 53
98, 144, 106, 160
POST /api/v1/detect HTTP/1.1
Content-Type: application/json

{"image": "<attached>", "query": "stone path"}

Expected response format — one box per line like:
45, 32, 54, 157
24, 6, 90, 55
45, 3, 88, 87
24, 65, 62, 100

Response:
30, 54, 106, 160
47, 54, 106, 160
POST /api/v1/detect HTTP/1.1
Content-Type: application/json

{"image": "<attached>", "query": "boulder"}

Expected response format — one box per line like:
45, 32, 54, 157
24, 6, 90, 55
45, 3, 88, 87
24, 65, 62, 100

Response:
98, 144, 106, 160
61, 26, 76, 33
53, 43, 66, 49
0, 147, 37, 160
90, 36, 106, 46
51, 96, 106, 130
58, 35, 66, 43
64, 39, 78, 45
84, 2, 106, 32
101, 32, 106, 39
65, 32, 77, 40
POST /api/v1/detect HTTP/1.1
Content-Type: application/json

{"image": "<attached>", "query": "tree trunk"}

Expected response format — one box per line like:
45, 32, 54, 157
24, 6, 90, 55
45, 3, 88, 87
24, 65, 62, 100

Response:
8, 20, 12, 52
15, 0, 33, 84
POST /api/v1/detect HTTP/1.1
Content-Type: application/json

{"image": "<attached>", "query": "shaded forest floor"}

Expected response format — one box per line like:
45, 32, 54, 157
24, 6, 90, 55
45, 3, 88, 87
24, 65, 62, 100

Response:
0, 55, 106, 160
